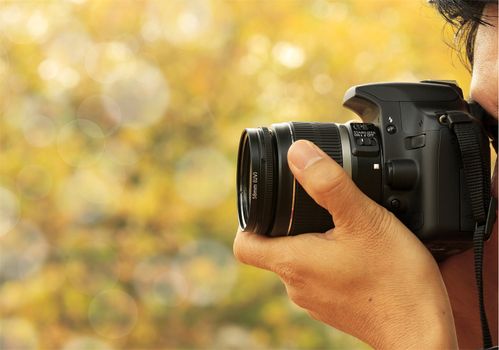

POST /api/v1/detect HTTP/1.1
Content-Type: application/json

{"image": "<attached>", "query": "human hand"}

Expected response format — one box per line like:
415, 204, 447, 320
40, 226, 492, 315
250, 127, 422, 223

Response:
234, 140, 458, 349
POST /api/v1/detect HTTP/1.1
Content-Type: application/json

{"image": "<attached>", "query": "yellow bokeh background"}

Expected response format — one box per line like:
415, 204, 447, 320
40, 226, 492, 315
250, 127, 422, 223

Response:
0, 0, 470, 349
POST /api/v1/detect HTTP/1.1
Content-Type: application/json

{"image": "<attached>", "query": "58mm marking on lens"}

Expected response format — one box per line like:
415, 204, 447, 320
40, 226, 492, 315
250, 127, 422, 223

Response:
251, 172, 258, 199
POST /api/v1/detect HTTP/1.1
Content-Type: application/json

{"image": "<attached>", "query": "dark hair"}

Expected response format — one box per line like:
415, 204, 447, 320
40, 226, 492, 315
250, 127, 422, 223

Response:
431, 0, 497, 70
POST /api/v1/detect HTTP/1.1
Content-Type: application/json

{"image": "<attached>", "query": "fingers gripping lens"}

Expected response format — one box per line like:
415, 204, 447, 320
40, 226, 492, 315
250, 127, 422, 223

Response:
237, 122, 345, 236
290, 122, 343, 234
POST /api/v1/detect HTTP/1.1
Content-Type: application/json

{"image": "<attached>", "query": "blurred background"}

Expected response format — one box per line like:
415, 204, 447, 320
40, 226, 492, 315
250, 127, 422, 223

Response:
0, 0, 471, 349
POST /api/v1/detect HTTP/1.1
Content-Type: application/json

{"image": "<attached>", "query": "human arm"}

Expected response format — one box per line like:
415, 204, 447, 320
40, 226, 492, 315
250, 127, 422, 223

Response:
439, 161, 498, 349
234, 140, 458, 349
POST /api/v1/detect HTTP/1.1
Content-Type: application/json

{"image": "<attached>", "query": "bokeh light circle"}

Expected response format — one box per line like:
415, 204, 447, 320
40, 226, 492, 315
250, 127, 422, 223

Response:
46, 29, 92, 66
143, 0, 212, 44
57, 119, 106, 167
0, 187, 20, 237
77, 95, 122, 135
173, 239, 237, 306
174, 148, 232, 208
103, 60, 169, 128
0, 46, 9, 102
85, 42, 134, 84
41, 29, 92, 92
213, 325, 263, 350
3, 95, 73, 131
272, 41, 306, 69
21, 113, 57, 148
248, 34, 271, 57
355, 51, 376, 73
58, 169, 120, 224
239, 53, 265, 76
313, 73, 334, 95
38, 58, 59, 80
0, 318, 39, 350
37, 58, 81, 91
239, 34, 270, 75
140, 20, 162, 42
311, 0, 349, 21
133, 255, 187, 307
104, 140, 138, 166
0, 4, 48, 44
61, 231, 120, 295
62, 336, 113, 350
16, 164, 53, 200
0, 221, 48, 282
88, 289, 139, 339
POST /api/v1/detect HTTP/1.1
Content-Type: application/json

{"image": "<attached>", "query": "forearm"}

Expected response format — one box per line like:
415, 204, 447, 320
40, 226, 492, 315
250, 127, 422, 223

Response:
365, 284, 458, 349
440, 221, 498, 349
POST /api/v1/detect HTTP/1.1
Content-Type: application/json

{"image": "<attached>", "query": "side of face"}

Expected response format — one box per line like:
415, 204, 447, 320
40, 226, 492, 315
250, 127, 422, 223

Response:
470, 4, 498, 120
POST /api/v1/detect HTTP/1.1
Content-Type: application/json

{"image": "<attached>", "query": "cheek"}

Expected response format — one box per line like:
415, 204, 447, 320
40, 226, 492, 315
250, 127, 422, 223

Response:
470, 16, 498, 119
470, 61, 498, 119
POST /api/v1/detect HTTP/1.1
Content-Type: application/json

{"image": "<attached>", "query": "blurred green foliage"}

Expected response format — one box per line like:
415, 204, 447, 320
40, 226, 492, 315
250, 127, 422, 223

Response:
0, 0, 470, 349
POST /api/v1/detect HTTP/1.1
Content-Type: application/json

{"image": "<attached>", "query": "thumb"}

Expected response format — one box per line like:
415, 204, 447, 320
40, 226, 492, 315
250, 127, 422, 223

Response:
287, 140, 385, 230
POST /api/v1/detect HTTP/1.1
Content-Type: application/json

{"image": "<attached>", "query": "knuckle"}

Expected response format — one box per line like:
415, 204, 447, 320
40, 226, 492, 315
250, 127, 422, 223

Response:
369, 206, 394, 235
233, 234, 270, 268
309, 167, 350, 208
232, 238, 241, 259
357, 205, 395, 241
315, 167, 348, 198
233, 236, 251, 264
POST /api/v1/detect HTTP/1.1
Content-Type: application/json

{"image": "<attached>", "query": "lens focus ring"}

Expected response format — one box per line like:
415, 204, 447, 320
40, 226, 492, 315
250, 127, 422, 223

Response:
259, 127, 276, 234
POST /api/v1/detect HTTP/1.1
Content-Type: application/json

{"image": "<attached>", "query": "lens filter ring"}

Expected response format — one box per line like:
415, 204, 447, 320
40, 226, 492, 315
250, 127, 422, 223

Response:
237, 127, 275, 234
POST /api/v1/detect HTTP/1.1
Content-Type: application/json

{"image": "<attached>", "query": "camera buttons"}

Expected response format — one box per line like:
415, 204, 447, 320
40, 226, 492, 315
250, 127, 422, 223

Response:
390, 198, 401, 210
405, 134, 426, 149
386, 124, 397, 134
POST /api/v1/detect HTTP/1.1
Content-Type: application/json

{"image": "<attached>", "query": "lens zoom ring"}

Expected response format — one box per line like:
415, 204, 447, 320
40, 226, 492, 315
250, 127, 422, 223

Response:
290, 122, 342, 234
292, 122, 343, 166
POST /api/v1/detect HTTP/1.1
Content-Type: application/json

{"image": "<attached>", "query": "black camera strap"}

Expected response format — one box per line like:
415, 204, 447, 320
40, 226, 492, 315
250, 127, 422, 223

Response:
445, 111, 494, 349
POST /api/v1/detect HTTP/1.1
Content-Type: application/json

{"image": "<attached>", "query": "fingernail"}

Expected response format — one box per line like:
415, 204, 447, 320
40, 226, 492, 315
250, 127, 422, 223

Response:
288, 140, 323, 170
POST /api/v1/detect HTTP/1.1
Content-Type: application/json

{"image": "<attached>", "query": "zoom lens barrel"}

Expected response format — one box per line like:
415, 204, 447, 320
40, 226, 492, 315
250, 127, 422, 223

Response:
237, 122, 347, 236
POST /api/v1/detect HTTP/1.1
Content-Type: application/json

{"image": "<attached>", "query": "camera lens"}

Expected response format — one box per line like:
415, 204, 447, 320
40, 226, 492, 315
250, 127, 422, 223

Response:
237, 127, 276, 234
237, 122, 346, 236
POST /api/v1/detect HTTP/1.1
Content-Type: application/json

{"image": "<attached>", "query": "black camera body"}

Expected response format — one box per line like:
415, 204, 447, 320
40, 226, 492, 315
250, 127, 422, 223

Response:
237, 81, 493, 259
342, 80, 490, 257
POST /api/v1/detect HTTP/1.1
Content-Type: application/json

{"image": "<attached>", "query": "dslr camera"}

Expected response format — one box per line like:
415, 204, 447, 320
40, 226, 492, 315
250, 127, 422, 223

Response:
236, 80, 496, 259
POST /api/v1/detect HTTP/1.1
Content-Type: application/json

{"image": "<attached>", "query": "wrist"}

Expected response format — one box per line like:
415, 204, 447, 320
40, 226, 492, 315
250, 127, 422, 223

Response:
359, 265, 458, 350
369, 299, 458, 350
